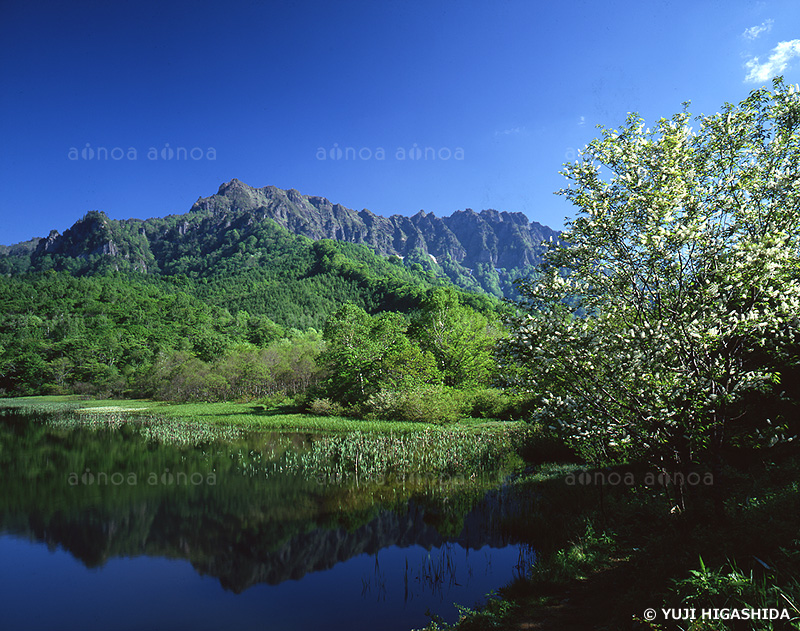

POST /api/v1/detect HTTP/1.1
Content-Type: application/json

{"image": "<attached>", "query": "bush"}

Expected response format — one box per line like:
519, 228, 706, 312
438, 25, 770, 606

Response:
308, 397, 346, 417
42, 383, 70, 396
455, 388, 541, 421
364, 386, 468, 424
253, 391, 296, 408
72, 381, 98, 396
516, 421, 578, 464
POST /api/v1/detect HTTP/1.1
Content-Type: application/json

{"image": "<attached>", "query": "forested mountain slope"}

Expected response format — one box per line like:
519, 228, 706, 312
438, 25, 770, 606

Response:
0, 180, 554, 397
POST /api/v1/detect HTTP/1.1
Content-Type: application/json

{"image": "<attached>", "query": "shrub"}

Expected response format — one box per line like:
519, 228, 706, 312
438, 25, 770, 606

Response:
253, 391, 296, 408
466, 388, 514, 419
458, 388, 540, 421
365, 386, 468, 424
308, 397, 346, 417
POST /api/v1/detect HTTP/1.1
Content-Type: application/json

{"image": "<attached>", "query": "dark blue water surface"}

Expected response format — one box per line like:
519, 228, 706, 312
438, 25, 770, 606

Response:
0, 412, 538, 631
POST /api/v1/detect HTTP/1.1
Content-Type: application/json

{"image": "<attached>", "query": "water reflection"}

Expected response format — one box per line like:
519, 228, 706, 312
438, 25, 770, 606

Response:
0, 411, 539, 630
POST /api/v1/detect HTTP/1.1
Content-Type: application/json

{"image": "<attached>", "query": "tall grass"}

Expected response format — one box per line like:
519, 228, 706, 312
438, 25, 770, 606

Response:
1, 397, 539, 480
286, 425, 531, 482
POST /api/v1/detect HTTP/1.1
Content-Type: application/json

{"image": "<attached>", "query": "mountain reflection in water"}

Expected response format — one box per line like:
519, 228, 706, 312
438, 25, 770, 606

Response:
0, 412, 540, 630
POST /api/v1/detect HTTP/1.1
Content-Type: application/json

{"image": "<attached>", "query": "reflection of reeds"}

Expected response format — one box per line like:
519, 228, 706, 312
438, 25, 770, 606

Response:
514, 543, 538, 579
360, 552, 387, 601
404, 557, 409, 604
405, 544, 462, 600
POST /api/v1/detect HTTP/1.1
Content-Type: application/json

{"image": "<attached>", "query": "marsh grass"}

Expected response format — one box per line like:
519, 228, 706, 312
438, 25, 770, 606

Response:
0, 396, 454, 432
1, 396, 539, 480
291, 426, 528, 480
411, 544, 461, 597
16, 406, 247, 446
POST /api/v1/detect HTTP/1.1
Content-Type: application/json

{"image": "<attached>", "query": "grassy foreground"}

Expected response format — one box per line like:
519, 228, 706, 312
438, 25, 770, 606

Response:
0, 394, 505, 433
417, 458, 800, 631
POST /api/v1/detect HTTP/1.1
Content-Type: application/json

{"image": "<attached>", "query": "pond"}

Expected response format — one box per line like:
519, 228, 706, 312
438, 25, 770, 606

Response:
0, 410, 540, 631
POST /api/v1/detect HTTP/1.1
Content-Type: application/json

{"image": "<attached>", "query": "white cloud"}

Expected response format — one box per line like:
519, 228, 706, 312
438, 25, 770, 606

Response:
578, 115, 586, 126
744, 39, 800, 83
743, 19, 774, 40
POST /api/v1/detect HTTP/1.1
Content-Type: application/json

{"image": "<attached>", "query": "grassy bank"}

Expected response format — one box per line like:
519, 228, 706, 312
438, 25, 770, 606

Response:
0, 395, 543, 480
0, 395, 475, 432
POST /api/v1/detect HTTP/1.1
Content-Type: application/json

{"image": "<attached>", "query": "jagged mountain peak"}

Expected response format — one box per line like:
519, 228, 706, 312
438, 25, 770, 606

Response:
2, 180, 559, 298
185, 181, 559, 295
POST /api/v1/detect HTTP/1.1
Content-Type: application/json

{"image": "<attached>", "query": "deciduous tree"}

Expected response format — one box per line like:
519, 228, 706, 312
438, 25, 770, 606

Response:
503, 79, 800, 504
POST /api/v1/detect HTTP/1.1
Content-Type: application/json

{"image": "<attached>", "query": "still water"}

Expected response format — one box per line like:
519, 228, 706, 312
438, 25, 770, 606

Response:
0, 412, 539, 631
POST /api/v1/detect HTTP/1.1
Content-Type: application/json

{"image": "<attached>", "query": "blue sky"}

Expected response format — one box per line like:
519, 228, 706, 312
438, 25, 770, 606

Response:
1, 0, 799, 245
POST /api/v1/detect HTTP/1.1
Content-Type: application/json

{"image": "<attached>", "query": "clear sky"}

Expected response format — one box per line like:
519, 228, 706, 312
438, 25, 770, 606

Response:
2, 0, 799, 245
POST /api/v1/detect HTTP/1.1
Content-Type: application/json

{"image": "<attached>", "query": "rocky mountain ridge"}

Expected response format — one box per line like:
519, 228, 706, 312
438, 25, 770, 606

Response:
2, 179, 560, 298
191, 179, 558, 271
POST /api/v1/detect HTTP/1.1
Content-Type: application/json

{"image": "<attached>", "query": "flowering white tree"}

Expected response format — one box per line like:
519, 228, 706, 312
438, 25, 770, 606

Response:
504, 79, 800, 496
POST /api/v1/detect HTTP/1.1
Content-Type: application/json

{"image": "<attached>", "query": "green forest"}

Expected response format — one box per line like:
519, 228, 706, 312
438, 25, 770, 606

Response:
0, 221, 511, 423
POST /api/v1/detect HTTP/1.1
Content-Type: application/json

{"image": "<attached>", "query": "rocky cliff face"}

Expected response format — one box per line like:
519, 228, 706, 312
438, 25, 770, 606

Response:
4, 179, 559, 297
34, 211, 129, 259
189, 179, 558, 271
29, 209, 154, 272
